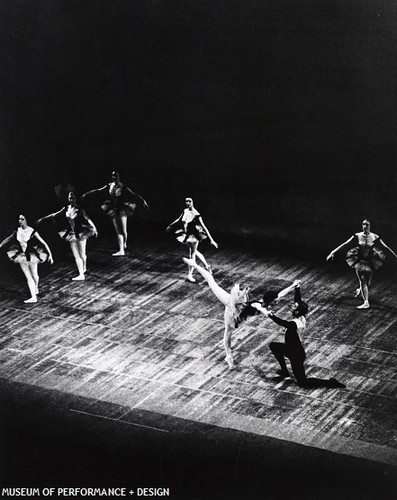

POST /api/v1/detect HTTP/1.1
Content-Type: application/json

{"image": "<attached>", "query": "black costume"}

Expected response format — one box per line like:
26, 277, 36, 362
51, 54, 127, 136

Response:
345, 233, 386, 272
268, 287, 345, 388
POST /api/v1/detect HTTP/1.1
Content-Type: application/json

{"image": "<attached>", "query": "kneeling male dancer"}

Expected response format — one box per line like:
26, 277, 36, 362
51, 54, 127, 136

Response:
252, 282, 346, 388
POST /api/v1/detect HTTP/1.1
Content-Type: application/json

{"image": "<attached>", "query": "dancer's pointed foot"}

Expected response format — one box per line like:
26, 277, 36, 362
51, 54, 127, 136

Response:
187, 274, 196, 283
112, 250, 125, 256
206, 264, 213, 275
225, 355, 235, 370
354, 288, 361, 298
356, 302, 369, 309
276, 369, 291, 379
24, 297, 37, 303
72, 275, 85, 281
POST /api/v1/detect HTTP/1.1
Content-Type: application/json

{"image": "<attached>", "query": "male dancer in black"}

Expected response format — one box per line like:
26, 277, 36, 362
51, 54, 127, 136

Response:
252, 282, 346, 388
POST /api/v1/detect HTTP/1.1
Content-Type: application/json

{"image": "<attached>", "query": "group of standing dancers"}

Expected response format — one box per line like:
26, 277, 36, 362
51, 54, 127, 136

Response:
1, 172, 397, 388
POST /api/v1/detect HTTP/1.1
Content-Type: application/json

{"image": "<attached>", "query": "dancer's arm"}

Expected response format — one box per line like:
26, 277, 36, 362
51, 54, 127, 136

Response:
34, 232, 54, 264
125, 187, 149, 210
81, 185, 108, 200
0, 233, 14, 248
36, 208, 65, 225
326, 236, 355, 261
197, 216, 218, 248
166, 214, 183, 232
277, 280, 301, 300
250, 302, 271, 316
268, 313, 296, 329
378, 239, 397, 260
294, 282, 302, 303
81, 210, 98, 237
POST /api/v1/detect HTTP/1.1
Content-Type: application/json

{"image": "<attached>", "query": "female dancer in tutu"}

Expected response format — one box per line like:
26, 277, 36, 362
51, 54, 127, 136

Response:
183, 257, 298, 369
81, 171, 149, 256
37, 192, 98, 281
167, 197, 218, 282
326, 219, 397, 309
0, 214, 53, 303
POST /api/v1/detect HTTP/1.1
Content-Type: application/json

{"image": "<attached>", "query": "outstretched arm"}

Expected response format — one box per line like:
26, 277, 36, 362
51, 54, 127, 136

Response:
197, 216, 218, 248
81, 185, 108, 199
326, 235, 355, 261
277, 279, 301, 300
0, 233, 15, 248
36, 208, 65, 225
125, 187, 149, 210
166, 213, 183, 232
34, 232, 54, 264
378, 239, 397, 260
268, 313, 296, 329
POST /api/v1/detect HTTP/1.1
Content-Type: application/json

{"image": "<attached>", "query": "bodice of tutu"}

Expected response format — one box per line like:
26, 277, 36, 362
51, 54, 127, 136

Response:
16, 227, 34, 252
65, 205, 79, 221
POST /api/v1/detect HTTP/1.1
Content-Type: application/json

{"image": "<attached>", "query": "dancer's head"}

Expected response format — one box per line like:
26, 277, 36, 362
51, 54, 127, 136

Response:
291, 301, 309, 317
18, 214, 28, 228
362, 219, 371, 233
111, 171, 121, 182
68, 192, 78, 205
185, 197, 194, 208
262, 290, 279, 307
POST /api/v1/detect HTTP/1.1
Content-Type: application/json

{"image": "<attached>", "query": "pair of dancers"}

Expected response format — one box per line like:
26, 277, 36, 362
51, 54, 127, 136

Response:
184, 258, 345, 388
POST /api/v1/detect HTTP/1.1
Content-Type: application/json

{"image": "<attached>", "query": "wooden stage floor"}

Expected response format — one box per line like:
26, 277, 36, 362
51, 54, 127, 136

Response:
0, 231, 396, 496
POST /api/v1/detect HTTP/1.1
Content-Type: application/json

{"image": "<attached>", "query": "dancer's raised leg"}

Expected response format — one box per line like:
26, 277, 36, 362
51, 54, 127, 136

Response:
183, 258, 230, 306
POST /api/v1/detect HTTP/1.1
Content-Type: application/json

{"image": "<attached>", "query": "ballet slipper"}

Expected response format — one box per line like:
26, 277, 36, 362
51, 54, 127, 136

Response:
72, 275, 85, 281
225, 355, 235, 370
112, 250, 125, 256
356, 302, 369, 309
24, 297, 37, 303
187, 274, 196, 283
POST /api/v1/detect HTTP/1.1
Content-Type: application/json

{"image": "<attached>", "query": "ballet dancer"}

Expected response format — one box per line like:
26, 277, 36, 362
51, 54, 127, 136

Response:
252, 282, 346, 388
183, 257, 298, 369
81, 171, 149, 256
326, 219, 397, 309
0, 214, 53, 303
36, 192, 97, 281
167, 197, 218, 283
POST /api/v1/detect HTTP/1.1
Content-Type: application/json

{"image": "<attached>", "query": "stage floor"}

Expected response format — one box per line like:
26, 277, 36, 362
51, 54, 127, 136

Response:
0, 232, 396, 497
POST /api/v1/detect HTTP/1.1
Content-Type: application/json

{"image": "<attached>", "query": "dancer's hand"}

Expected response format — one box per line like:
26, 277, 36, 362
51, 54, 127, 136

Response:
293, 280, 301, 287
143, 201, 149, 210
326, 252, 334, 261
166, 225, 172, 233
48, 255, 54, 264
93, 228, 98, 238
36, 218, 43, 226
210, 239, 218, 248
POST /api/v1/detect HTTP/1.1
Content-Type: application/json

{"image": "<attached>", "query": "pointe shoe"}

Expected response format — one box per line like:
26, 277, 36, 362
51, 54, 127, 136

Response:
356, 302, 369, 309
72, 275, 85, 281
225, 355, 235, 370
24, 297, 37, 303
354, 288, 361, 298
187, 274, 196, 283
112, 250, 125, 256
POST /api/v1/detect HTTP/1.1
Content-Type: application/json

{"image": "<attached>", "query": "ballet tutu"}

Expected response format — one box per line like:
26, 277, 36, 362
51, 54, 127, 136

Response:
58, 227, 96, 242
101, 200, 137, 217
175, 223, 207, 244
7, 246, 48, 265
346, 246, 386, 272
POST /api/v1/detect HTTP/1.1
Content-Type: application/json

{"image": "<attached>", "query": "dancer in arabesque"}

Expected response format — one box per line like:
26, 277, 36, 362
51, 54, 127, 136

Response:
183, 257, 298, 369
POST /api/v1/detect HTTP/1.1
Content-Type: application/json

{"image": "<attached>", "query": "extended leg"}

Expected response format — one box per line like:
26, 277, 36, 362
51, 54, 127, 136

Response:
183, 258, 230, 306
69, 241, 85, 280
77, 239, 87, 272
111, 217, 125, 256
223, 323, 235, 369
356, 270, 370, 309
20, 263, 37, 302
29, 262, 40, 294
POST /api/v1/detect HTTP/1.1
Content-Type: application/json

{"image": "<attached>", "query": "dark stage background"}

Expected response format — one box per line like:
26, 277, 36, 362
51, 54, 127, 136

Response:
1, 0, 397, 251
